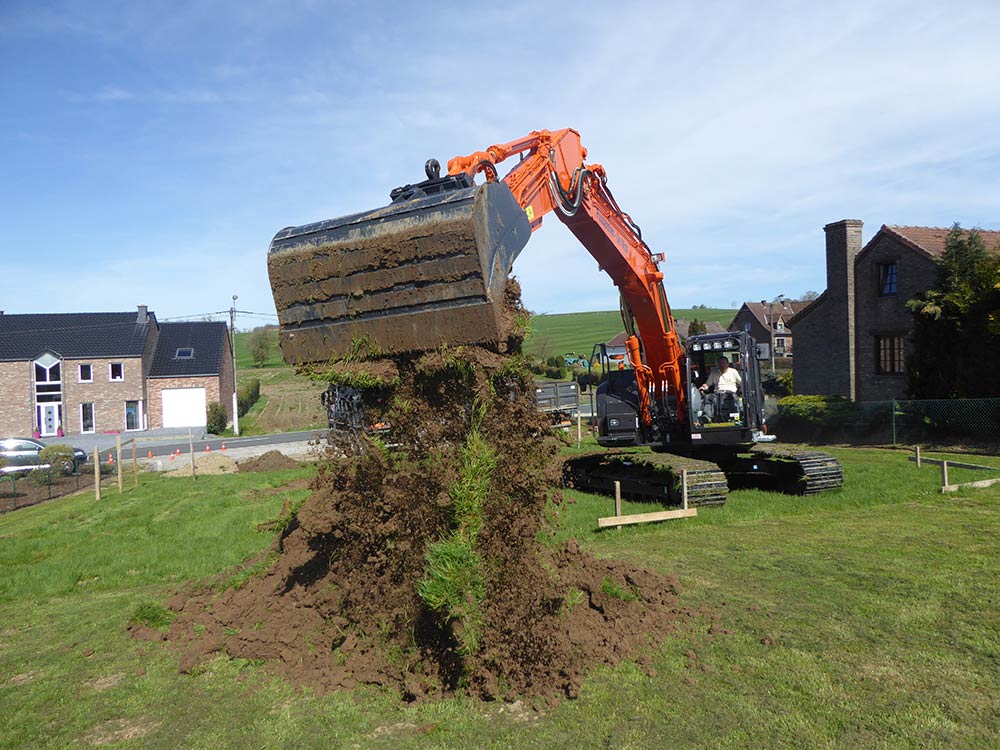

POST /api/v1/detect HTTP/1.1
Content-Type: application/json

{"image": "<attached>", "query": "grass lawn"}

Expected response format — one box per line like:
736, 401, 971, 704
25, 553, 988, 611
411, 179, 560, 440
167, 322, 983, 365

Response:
525, 308, 737, 360
3, 449, 998, 749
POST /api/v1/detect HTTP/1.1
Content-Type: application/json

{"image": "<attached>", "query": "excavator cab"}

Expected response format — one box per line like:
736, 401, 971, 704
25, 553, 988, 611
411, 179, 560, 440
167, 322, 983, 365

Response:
686, 331, 768, 443
588, 331, 770, 449
267, 162, 532, 364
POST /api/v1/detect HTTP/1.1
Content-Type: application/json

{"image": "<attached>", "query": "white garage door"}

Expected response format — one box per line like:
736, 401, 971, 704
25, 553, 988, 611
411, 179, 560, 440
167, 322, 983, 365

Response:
161, 387, 207, 428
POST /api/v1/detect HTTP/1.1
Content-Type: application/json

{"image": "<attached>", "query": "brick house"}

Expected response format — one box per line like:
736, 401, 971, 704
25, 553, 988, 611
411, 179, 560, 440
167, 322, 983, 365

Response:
146, 322, 235, 429
0, 307, 233, 437
728, 299, 813, 358
789, 221, 1000, 401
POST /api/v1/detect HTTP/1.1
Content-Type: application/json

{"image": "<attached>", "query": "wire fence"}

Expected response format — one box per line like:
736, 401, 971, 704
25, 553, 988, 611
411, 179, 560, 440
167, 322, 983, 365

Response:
773, 397, 1000, 449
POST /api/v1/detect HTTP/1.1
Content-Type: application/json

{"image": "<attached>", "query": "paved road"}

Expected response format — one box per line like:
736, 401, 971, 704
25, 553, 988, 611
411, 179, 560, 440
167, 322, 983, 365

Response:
59, 428, 328, 462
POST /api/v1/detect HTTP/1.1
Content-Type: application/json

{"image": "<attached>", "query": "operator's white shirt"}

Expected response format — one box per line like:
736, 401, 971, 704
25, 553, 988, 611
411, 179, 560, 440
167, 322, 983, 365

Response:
706, 366, 742, 393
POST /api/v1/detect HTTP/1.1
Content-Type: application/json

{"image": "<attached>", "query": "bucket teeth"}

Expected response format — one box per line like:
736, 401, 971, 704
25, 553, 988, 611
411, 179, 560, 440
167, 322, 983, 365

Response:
267, 181, 531, 364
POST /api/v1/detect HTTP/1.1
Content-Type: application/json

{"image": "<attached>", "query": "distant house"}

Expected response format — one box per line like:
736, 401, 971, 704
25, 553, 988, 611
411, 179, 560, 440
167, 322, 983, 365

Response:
605, 319, 726, 359
789, 221, 1000, 401
0, 306, 234, 437
728, 299, 813, 357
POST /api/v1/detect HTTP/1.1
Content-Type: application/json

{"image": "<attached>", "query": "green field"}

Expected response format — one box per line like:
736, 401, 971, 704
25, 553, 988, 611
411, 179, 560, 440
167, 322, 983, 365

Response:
525, 308, 737, 360
2, 446, 998, 748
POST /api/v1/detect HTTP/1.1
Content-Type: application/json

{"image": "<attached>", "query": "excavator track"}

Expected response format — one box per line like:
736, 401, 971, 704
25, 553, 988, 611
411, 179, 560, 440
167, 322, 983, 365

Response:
748, 446, 844, 494
562, 451, 729, 507
562, 446, 843, 509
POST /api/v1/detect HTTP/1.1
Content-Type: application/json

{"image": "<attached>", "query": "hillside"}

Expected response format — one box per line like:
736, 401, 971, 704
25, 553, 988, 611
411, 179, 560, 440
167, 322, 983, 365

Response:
524, 308, 737, 360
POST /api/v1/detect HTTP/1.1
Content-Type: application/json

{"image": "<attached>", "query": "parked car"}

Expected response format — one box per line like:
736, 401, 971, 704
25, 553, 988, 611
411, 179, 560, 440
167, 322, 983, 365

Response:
0, 438, 88, 474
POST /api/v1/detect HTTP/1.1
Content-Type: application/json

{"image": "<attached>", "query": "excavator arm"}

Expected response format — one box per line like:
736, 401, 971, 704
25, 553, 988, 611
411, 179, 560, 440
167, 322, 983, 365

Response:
266, 127, 687, 426
448, 129, 687, 427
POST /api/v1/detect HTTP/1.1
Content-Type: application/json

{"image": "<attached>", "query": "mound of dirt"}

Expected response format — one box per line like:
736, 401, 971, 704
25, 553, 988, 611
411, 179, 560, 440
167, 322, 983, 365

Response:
164, 452, 237, 477
158, 279, 694, 703
238, 451, 301, 473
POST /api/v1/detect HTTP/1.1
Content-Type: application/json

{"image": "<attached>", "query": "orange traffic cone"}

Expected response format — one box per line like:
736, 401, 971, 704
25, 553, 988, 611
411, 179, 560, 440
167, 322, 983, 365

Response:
108, 453, 114, 466
205, 444, 211, 452
170, 453, 175, 461
221, 443, 226, 452
147, 450, 153, 459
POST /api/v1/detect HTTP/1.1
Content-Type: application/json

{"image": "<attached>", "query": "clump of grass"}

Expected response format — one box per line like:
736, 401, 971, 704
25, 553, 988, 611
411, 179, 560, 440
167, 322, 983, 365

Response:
418, 426, 497, 655
600, 577, 638, 602
129, 601, 175, 630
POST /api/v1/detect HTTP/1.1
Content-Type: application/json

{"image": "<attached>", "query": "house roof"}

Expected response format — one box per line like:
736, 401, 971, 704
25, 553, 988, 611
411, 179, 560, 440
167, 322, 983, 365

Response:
0, 311, 155, 362
876, 225, 1000, 259
606, 319, 726, 347
735, 300, 814, 328
148, 322, 229, 378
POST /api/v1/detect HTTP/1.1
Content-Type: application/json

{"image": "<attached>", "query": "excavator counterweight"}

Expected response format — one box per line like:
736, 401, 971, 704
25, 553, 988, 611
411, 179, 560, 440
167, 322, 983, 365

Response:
267, 176, 531, 363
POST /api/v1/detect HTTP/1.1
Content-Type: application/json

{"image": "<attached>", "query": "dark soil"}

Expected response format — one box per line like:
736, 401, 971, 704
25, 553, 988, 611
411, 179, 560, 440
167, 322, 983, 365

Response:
237, 451, 301, 473
157, 280, 695, 703
0, 469, 108, 514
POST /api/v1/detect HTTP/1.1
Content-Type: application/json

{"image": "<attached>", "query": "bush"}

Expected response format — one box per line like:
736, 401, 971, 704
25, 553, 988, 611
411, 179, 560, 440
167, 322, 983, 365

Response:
40, 444, 76, 475
237, 378, 261, 417
206, 401, 228, 435
27, 467, 51, 486
772, 395, 889, 443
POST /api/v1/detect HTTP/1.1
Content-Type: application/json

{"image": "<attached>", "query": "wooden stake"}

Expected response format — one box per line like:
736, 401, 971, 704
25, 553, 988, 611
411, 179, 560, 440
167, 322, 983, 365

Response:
132, 439, 138, 487
189, 431, 196, 479
614, 480, 622, 531
116, 435, 123, 494
681, 469, 689, 510
576, 412, 582, 449
941, 460, 949, 489
93, 448, 101, 501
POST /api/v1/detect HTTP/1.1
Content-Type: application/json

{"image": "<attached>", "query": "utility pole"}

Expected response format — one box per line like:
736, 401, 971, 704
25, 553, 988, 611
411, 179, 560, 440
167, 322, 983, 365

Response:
230, 295, 240, 436
761, 294, 784, 375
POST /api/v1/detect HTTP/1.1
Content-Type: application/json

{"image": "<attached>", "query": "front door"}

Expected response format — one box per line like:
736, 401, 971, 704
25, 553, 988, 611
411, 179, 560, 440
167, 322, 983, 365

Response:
39, 404, 59, 436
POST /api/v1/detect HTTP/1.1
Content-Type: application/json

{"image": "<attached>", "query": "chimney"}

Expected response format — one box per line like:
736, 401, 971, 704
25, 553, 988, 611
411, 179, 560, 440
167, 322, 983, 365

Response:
137, 304, 148, 324
823, 219, 863, 399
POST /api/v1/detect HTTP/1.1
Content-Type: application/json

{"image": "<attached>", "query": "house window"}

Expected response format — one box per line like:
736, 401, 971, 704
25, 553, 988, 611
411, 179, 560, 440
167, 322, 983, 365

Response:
79, 364, 92, 382
776, 320, 785, 332
81, 403, 94, 433
876, 336, 905, 374
125, 400, 141, 431
878, 262, 898, 296
775, 337, 786, 348
175, 347, 194, 359
109, 363, 124, 381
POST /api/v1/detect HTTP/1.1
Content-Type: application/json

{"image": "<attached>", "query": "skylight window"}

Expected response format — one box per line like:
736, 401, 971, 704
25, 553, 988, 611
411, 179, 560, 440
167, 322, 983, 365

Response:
175, 348, 195, 359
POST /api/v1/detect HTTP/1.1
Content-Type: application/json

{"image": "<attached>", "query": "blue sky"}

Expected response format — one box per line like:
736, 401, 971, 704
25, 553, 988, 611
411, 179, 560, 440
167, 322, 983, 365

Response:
2, 1, 999, 325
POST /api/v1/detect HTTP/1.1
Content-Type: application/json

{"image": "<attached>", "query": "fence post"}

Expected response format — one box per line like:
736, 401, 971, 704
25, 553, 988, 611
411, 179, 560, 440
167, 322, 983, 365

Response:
915, 445, 921, 468
189, 431, 196, 479
93, 448, 101, 501
116, 435, 123, 494
576, 412, 581, 449
132, 439, 138, 487
941, 460, 949, 489
891, 399, 896, 446
681, 469, 689, 510
614, 480, 622, 531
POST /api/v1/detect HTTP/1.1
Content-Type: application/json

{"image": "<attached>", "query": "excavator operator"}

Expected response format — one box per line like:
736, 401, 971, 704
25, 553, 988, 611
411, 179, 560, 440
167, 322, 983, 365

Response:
699, 356, 742, 423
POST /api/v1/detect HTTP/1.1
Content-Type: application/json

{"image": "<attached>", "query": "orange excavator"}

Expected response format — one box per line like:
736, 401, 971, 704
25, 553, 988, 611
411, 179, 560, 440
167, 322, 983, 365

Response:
267, 128, 843, 502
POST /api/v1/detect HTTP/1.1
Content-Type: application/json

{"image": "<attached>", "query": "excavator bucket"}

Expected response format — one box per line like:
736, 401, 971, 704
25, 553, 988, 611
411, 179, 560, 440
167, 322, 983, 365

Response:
267, 177, 532, 364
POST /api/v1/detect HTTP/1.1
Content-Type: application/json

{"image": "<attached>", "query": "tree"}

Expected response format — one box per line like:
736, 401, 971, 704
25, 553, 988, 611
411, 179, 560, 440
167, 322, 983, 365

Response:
800, 290, 819, 301
248, 326, 275, 368
907, 226, 1000, 398
687, 318, 707, 336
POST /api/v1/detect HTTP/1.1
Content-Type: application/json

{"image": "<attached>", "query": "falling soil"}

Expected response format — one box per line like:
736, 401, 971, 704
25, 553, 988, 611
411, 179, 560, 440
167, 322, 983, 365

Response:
156, 279, 694, 703
237, 451, 301, 473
